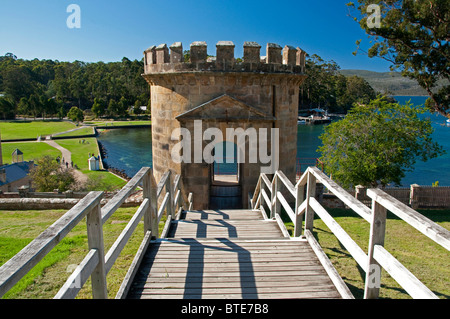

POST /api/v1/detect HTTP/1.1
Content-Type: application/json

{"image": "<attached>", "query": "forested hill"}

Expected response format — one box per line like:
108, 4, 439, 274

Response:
0, 53, 149, 119
339, 69, 439, 96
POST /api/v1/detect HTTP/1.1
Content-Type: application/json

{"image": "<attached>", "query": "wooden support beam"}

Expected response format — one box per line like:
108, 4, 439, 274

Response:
86, 202, 108, 299
294, 184, 305, 237
304, 172, 316, 231
364, 199, 386, 299
270, 174, 280, 219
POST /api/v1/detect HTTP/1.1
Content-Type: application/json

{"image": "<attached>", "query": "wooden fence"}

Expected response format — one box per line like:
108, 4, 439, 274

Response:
0, 167, 192, 299
355, 184, 450, 209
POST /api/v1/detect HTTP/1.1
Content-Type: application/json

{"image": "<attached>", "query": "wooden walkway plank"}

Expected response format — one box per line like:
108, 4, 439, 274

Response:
126, 209, 345, 299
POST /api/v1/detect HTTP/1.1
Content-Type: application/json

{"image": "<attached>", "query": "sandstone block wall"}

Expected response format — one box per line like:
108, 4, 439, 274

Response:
143, 41, 306, 210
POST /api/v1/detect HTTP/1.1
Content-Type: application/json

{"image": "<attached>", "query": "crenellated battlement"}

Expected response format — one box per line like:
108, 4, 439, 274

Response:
143, 41, 306, 74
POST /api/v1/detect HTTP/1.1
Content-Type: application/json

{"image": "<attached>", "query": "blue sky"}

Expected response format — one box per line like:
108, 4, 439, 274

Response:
0, 0, 392, 72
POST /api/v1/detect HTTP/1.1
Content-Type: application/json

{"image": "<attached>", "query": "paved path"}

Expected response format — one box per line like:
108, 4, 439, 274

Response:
44, 140, 72, 165
51, 125, 91, 137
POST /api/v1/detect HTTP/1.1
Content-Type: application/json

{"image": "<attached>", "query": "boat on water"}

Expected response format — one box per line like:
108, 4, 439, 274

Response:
298, 108, 331, 125
446, 119, 450, 126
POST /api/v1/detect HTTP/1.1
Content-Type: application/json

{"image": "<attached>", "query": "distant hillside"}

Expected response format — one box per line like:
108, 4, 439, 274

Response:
340, 69, 439, 96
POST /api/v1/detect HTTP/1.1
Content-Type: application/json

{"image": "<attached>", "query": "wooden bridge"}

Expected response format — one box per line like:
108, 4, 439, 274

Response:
1, 167, 449, 299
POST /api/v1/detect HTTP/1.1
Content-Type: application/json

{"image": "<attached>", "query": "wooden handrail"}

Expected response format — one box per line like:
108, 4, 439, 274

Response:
308, 167, 372, 222
367, 188, 450, 251
101, 167, 151, 225
250, 166, 448, 299
104, 199, 150, 274
0, 168, 193, 299
0, 191, 104, 298
373, 245, 439, 299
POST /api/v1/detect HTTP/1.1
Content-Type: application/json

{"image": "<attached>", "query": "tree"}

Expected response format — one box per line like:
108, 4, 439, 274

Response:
58, 106, 67, 120
92, 98, 106, 118
29, 156, 75, 192
28, 94, 42, 119
133, 100, 143, 115
107, 99, 118, 117
0, 96, 16, 119
318, 97, 444, 188
117, 96, 129, 117
347, 0, 450, 118
17, 97, 29, 116
45, 97, 59, 119
67, 106, 84, 123
299, 54, 377, 113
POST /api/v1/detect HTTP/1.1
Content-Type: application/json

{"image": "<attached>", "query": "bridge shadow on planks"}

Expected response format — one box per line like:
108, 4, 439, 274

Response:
128, 238, 258, 299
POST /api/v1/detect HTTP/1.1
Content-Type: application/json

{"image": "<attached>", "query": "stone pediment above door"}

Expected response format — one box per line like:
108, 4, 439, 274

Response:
175, 94, 275, 122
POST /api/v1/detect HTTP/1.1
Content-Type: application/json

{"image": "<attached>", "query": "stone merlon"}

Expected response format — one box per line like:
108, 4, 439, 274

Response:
143, 41, 307, 74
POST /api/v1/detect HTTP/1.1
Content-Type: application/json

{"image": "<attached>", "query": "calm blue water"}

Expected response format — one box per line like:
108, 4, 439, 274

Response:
297, 96, 450, 186
97, 128, 152, 177
98, 96, 450, 186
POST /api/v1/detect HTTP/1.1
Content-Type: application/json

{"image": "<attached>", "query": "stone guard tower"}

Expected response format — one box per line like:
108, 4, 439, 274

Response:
143, 41, 306, 210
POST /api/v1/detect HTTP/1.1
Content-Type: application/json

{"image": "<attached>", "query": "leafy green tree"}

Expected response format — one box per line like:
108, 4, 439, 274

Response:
0, 96, 16, 120
299, 54, 377, 113
117, 96, 129, 117
17, 97, 29, 116
57, 106, 67, 120
348, 0, 450, 118
133, 100, 143, 115
318, 97, 444, 188
28, 94, 42, 119
29, 156, 75, 192
45, 97, 59, 119
92, 98, 106, 118
67, 106, 84, 123
2, 65, 33, 103
345, 75, 376, 104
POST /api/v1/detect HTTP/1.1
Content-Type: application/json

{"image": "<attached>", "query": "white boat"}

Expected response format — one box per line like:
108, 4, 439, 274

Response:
446, 119, 450, 126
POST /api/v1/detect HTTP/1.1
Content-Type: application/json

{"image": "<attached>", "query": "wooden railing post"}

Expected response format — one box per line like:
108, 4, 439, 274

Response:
410, 184, 420, 210
143, 170, 158, 239
166, 171, 174, 219
270, 173, 281, 219
304, 171, 316, 232
364, 199, 387, 299
294, 184, 305, 237
86, 202, 107, 299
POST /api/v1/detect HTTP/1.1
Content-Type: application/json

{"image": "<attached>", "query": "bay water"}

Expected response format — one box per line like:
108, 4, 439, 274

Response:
98, 96, 450, 186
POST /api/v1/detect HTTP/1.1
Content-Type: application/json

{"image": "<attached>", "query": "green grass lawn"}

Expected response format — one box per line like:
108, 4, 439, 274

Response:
1, 142, 61, 164
284, 208, 450, 299
0, 207, 167, 299
0, 121, 76, 140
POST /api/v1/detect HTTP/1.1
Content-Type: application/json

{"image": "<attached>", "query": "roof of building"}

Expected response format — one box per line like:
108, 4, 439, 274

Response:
0, 161, 34, 186
12, 149, 23, 156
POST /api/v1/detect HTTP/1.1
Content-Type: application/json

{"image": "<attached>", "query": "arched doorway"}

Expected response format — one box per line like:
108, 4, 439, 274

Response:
209, 141, 242, 209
